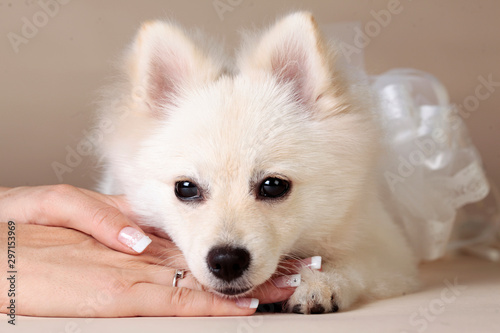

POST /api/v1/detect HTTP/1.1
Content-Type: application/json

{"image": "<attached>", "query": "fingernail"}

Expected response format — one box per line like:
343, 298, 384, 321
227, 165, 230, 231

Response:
300, 256, 322, 270
118, 227, 152, 253
235, 298, 259, 309
272, 274, 301, 288
305, 256, 321, 270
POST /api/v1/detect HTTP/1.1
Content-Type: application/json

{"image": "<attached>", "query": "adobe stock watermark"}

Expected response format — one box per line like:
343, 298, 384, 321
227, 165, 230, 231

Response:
401, 277, 467, 333
385, 73, 499, 192
52, 278, 129, 333
7, 0, 73, 54
235, 303, 281, 333
339, 0, 411, 64
236, 312, 264, 333
449, 74, 499, 121
213, 0, 243, 21
51, 85, 146, 182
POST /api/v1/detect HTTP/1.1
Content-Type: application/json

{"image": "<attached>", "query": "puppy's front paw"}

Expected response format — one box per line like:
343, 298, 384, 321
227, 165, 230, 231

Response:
286, 269, 339, 314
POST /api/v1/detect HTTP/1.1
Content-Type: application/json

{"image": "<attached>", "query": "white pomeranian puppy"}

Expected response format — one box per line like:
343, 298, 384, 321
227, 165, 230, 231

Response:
97, 12, 418, 314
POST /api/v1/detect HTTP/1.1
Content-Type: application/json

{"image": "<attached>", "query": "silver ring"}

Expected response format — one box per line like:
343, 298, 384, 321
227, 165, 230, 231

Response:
172, 269, 185, 287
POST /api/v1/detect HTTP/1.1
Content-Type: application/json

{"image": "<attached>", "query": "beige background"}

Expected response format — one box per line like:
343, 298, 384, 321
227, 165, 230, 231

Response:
0, 0, 499, 190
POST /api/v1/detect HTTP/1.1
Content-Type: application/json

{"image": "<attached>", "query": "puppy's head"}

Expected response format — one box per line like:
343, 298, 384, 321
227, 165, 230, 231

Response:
107, 12, 378, 296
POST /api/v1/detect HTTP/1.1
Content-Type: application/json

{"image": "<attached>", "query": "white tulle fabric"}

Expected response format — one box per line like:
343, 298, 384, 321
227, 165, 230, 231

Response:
371, 69, 490, 261
323, 22, 496, 262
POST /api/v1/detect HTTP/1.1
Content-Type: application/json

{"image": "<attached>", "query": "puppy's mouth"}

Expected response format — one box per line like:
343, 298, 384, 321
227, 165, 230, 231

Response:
213, 286, 253, 297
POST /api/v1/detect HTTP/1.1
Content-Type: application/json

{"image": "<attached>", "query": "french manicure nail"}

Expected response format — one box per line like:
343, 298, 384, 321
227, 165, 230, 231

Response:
118, 227, 152, 253
302, 256, 322, 270
272, 274, 301, 288
235, 298, 259, 309
294, 256, 322, 270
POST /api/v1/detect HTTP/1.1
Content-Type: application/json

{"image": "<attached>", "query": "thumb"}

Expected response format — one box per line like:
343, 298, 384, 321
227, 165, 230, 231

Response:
44, 185, 152, 254
86, 205, 152, 254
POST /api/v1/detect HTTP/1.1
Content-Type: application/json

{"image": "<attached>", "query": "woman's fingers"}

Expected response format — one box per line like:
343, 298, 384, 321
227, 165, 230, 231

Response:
116, 284, 258, 317
78, 189, 141, 223
134, 255, 324, 306
276, 256, 322, 275
133, 268, 200, 290
40, 185, 152, 254
249, 279, 298, 304
248, 256, 323, 304
0, 185, 152, 255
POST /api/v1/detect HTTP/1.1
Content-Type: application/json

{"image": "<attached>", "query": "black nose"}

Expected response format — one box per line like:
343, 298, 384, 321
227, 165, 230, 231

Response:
206, 246, 251, 282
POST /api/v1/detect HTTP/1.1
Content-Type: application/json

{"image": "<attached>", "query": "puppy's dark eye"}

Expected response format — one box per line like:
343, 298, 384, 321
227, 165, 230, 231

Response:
259, 177, 290, 199
175, 181, 201, 201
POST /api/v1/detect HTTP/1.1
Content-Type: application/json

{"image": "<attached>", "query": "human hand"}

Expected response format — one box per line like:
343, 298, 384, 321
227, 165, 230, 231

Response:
0, 223, 300, 317
0, 185, 152, 255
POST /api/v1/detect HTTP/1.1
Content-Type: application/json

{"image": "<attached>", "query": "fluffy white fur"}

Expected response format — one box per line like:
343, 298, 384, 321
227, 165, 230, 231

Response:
96, 12, 418, 314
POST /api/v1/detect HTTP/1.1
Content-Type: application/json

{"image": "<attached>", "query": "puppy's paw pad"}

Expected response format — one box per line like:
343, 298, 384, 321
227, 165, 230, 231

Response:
291, 304, 304, 314
331, 299, 339, 312
310, 304, 326, 314
286, 269, 340, 314
287, 296, 332, 314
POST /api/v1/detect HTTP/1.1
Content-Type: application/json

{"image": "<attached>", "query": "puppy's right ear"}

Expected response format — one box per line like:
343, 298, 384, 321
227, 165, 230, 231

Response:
125, 21, 222, 116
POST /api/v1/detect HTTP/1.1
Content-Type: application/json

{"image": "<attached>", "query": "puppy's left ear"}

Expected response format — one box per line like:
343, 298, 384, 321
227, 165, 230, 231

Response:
238, 12, 342, 108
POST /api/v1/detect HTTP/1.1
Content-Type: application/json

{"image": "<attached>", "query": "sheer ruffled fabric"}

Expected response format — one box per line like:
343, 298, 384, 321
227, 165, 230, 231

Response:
372, 69, 493, 261
323, 23, 499, 262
